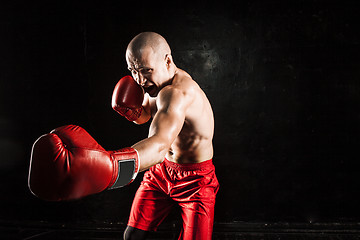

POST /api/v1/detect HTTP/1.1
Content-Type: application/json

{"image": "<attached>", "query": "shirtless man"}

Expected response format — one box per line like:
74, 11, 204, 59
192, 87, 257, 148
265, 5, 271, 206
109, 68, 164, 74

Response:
121, 32, 219, 240
28, 32, 218, 240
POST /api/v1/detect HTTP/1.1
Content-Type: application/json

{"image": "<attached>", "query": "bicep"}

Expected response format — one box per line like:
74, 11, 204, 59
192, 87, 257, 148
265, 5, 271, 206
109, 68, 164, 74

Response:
149, 107, 185, 145
148, 88, 190, 145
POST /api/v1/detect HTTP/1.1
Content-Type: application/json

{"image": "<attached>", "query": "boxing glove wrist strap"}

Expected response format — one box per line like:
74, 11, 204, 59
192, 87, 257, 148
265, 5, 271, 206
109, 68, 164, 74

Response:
108, 147, 140, 189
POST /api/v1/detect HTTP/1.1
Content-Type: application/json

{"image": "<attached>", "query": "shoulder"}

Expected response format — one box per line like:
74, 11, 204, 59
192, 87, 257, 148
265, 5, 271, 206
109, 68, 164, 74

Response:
157, 70, 197, 110
164, 69, 198, 97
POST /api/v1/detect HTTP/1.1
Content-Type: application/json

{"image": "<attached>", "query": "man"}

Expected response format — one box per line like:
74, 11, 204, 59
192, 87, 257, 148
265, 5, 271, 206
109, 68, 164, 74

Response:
28, 31, 218, 240
121, 32, 219, 240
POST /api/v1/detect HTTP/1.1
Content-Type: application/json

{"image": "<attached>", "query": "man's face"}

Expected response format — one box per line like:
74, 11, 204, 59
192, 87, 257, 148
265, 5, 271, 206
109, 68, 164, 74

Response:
126, 48, 169, 97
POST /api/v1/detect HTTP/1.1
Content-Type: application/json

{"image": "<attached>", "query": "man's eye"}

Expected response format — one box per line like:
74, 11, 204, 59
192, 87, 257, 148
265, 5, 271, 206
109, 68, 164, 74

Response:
142, 69, 152, 73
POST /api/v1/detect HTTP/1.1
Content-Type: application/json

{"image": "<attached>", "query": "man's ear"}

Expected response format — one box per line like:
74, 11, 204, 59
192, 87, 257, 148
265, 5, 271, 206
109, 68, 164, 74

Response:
165, 54, 173, 69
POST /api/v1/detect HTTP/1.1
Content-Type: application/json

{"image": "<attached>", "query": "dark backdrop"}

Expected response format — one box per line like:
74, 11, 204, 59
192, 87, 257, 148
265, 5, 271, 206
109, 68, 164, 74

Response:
1, 0, 359, 227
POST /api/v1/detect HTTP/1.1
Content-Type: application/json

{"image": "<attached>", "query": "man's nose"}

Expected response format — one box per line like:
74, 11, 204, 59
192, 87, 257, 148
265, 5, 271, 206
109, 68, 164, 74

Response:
137, 74, 146, 86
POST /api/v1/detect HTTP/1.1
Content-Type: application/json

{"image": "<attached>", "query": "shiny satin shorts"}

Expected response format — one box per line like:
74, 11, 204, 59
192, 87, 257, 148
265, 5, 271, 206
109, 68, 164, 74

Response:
128, 159, 220, 240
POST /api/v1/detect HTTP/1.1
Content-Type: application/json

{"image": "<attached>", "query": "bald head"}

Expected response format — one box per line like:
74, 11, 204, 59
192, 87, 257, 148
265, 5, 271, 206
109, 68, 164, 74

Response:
126, 32, 171, 62
125, 32, 177, 95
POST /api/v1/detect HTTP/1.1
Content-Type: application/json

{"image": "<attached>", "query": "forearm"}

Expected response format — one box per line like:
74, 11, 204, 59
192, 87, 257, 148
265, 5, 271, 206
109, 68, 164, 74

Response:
132, 136, 169, 172
133, 106, 151, 125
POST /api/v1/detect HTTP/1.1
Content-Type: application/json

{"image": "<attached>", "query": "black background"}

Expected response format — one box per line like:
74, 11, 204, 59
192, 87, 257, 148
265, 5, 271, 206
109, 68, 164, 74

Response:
1, 0, 359, 227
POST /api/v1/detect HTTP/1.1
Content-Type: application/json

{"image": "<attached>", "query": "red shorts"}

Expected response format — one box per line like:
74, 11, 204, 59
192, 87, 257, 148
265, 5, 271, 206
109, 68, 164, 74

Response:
128, 159, 219, 240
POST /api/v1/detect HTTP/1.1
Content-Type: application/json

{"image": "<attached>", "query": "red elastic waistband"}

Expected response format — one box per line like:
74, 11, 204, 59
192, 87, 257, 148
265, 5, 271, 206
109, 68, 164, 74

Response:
164, 159, 214, 171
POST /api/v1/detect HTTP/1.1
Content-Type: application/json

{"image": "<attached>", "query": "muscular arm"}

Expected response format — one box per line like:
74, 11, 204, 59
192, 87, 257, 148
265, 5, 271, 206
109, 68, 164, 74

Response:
132, 86, 193, 171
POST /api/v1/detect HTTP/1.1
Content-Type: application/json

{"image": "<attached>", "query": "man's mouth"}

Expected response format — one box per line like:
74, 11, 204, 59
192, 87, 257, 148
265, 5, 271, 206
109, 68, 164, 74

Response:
144, 85, 155, 94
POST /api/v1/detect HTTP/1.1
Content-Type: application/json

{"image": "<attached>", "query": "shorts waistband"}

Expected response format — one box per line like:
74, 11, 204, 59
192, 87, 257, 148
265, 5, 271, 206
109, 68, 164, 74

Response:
164, 158, 214, 171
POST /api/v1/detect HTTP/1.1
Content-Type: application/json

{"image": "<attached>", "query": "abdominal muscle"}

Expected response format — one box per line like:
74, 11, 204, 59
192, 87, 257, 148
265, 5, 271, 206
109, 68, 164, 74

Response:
166, 139, 214, 164
165, 116, 214, 164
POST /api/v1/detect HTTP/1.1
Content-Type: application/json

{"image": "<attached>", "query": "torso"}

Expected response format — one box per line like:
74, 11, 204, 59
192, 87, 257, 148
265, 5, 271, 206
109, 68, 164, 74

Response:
148, 69, 214, 164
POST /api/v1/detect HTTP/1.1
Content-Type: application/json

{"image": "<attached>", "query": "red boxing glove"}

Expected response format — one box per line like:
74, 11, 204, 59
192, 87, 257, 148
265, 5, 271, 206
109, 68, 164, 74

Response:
28, 125, 140, 201
112, 75, 144, 121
